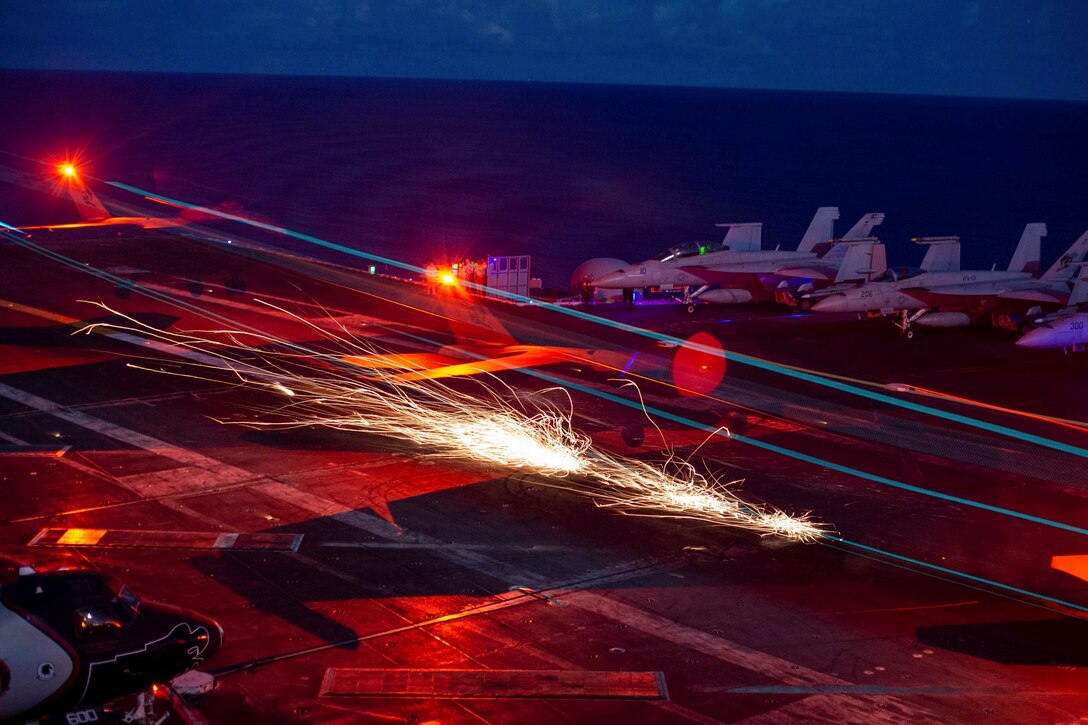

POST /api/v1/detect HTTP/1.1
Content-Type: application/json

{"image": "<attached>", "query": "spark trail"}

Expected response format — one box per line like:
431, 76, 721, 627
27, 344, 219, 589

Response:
79, 301, 828, 542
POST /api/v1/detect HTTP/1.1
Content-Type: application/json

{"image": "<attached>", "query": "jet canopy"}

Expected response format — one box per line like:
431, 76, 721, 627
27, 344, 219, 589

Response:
2, 569, 142, 641
654, 241, 727, 262
873, 266, 924, 283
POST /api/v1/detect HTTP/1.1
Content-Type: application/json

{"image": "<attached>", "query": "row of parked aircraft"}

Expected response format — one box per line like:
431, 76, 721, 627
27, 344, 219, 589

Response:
586, 208, 1088, 352
20, 165, 1088, 354
591, 207, 887, 311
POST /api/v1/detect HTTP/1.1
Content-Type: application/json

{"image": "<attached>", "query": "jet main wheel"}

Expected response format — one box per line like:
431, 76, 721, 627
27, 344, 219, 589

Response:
904, 329, 915, 340
684, 303, 697, 314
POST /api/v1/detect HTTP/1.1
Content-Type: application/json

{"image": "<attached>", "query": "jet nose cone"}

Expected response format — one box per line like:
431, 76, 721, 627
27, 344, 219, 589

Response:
811, 295, 849, 313
203, 617, 225, 659
590, 270, 631, 288
1015, 327, 1052, 348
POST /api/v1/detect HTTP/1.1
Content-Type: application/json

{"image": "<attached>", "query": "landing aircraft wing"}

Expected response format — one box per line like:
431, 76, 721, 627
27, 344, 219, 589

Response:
21, 216, 179, 231
21, 164, 189, 231
342, 352, 467, 372
343, 345, 633, 381
341, 274, 636, 381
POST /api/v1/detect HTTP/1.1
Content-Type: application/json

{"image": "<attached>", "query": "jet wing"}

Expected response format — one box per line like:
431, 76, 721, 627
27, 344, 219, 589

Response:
996, 288, 1069, 304
20, 217, 176, 231
675, 265, 760, 285
343, 346, 633, 381
341, 352, 466, 372
773, 265, 836, 281
908, 282, 1070, 312
912, 281, 1066, 301
909, 283, 1012, 297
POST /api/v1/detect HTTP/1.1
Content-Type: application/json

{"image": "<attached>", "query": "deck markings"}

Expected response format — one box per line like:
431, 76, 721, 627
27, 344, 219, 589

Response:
30, 527, 302, 551
0, 382, 226, 468
0, 382, 253, 489
0, 373, 939, 720
0, 256, 1044, 714
243, 482, 939, 721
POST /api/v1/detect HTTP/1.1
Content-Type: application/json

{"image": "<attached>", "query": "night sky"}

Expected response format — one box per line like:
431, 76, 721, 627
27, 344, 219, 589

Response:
2, 1, 1086, 101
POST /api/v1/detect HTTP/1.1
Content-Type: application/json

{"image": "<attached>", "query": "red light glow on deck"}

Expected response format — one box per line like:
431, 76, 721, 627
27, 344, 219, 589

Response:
672, 331, 727, 397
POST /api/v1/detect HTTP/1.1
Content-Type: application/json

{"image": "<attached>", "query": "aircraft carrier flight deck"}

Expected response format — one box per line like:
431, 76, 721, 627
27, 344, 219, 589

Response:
2, 223, 1088, 724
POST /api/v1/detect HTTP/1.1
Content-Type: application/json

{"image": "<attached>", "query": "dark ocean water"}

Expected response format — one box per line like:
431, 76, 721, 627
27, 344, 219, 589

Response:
2, 70, 1086, 289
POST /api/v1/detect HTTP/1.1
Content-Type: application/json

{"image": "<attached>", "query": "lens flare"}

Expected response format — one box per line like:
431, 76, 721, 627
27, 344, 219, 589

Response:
672, 331, 727, 396
78, 301, 828, 542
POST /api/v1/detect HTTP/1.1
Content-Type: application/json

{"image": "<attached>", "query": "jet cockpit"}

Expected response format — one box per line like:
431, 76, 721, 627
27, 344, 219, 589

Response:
654, 241, 727, 262
873, 266, 924, 284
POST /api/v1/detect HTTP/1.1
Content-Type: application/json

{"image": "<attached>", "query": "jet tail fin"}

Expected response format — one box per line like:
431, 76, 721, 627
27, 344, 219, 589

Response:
841, 212, 885, 241
1008, 223, 1046, 274
64, 176, 111, 222
432, 283, 519, 347
914, 236, 961, 272
834, 240, 887, 283
714, 222, 762, 251
1069, 264, 1088, 307
796, 207, 840, 252
1041, 230, 1088, 282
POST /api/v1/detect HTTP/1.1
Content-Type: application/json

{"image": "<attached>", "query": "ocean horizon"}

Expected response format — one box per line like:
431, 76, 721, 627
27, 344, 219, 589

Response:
2, 69, 1086, 290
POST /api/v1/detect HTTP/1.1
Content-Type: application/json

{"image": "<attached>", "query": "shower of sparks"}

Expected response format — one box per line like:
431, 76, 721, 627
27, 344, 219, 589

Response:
79, 301, 828, 542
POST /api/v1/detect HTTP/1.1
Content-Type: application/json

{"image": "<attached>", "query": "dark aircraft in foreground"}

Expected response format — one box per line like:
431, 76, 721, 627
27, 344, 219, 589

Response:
0, 559, 222, 723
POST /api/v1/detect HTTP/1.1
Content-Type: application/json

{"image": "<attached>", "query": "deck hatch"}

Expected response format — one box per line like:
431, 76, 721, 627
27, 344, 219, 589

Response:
319, 668, 667, 699
30, 527, 303, 551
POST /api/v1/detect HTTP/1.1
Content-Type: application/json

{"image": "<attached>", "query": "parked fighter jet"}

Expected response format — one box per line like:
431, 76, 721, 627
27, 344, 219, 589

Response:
811, 224, 1088, 337
805, 232, 963, 305
0, 560, 222, 722
1017, 263, 1088, 352
590, 208, 885, 312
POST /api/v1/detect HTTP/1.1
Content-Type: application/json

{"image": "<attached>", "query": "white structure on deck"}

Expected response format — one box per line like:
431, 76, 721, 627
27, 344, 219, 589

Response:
487, 255, 531, 298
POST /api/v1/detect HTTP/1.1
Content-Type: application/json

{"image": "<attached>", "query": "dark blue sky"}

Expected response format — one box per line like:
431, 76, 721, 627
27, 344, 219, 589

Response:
2, 1, 1085, 101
